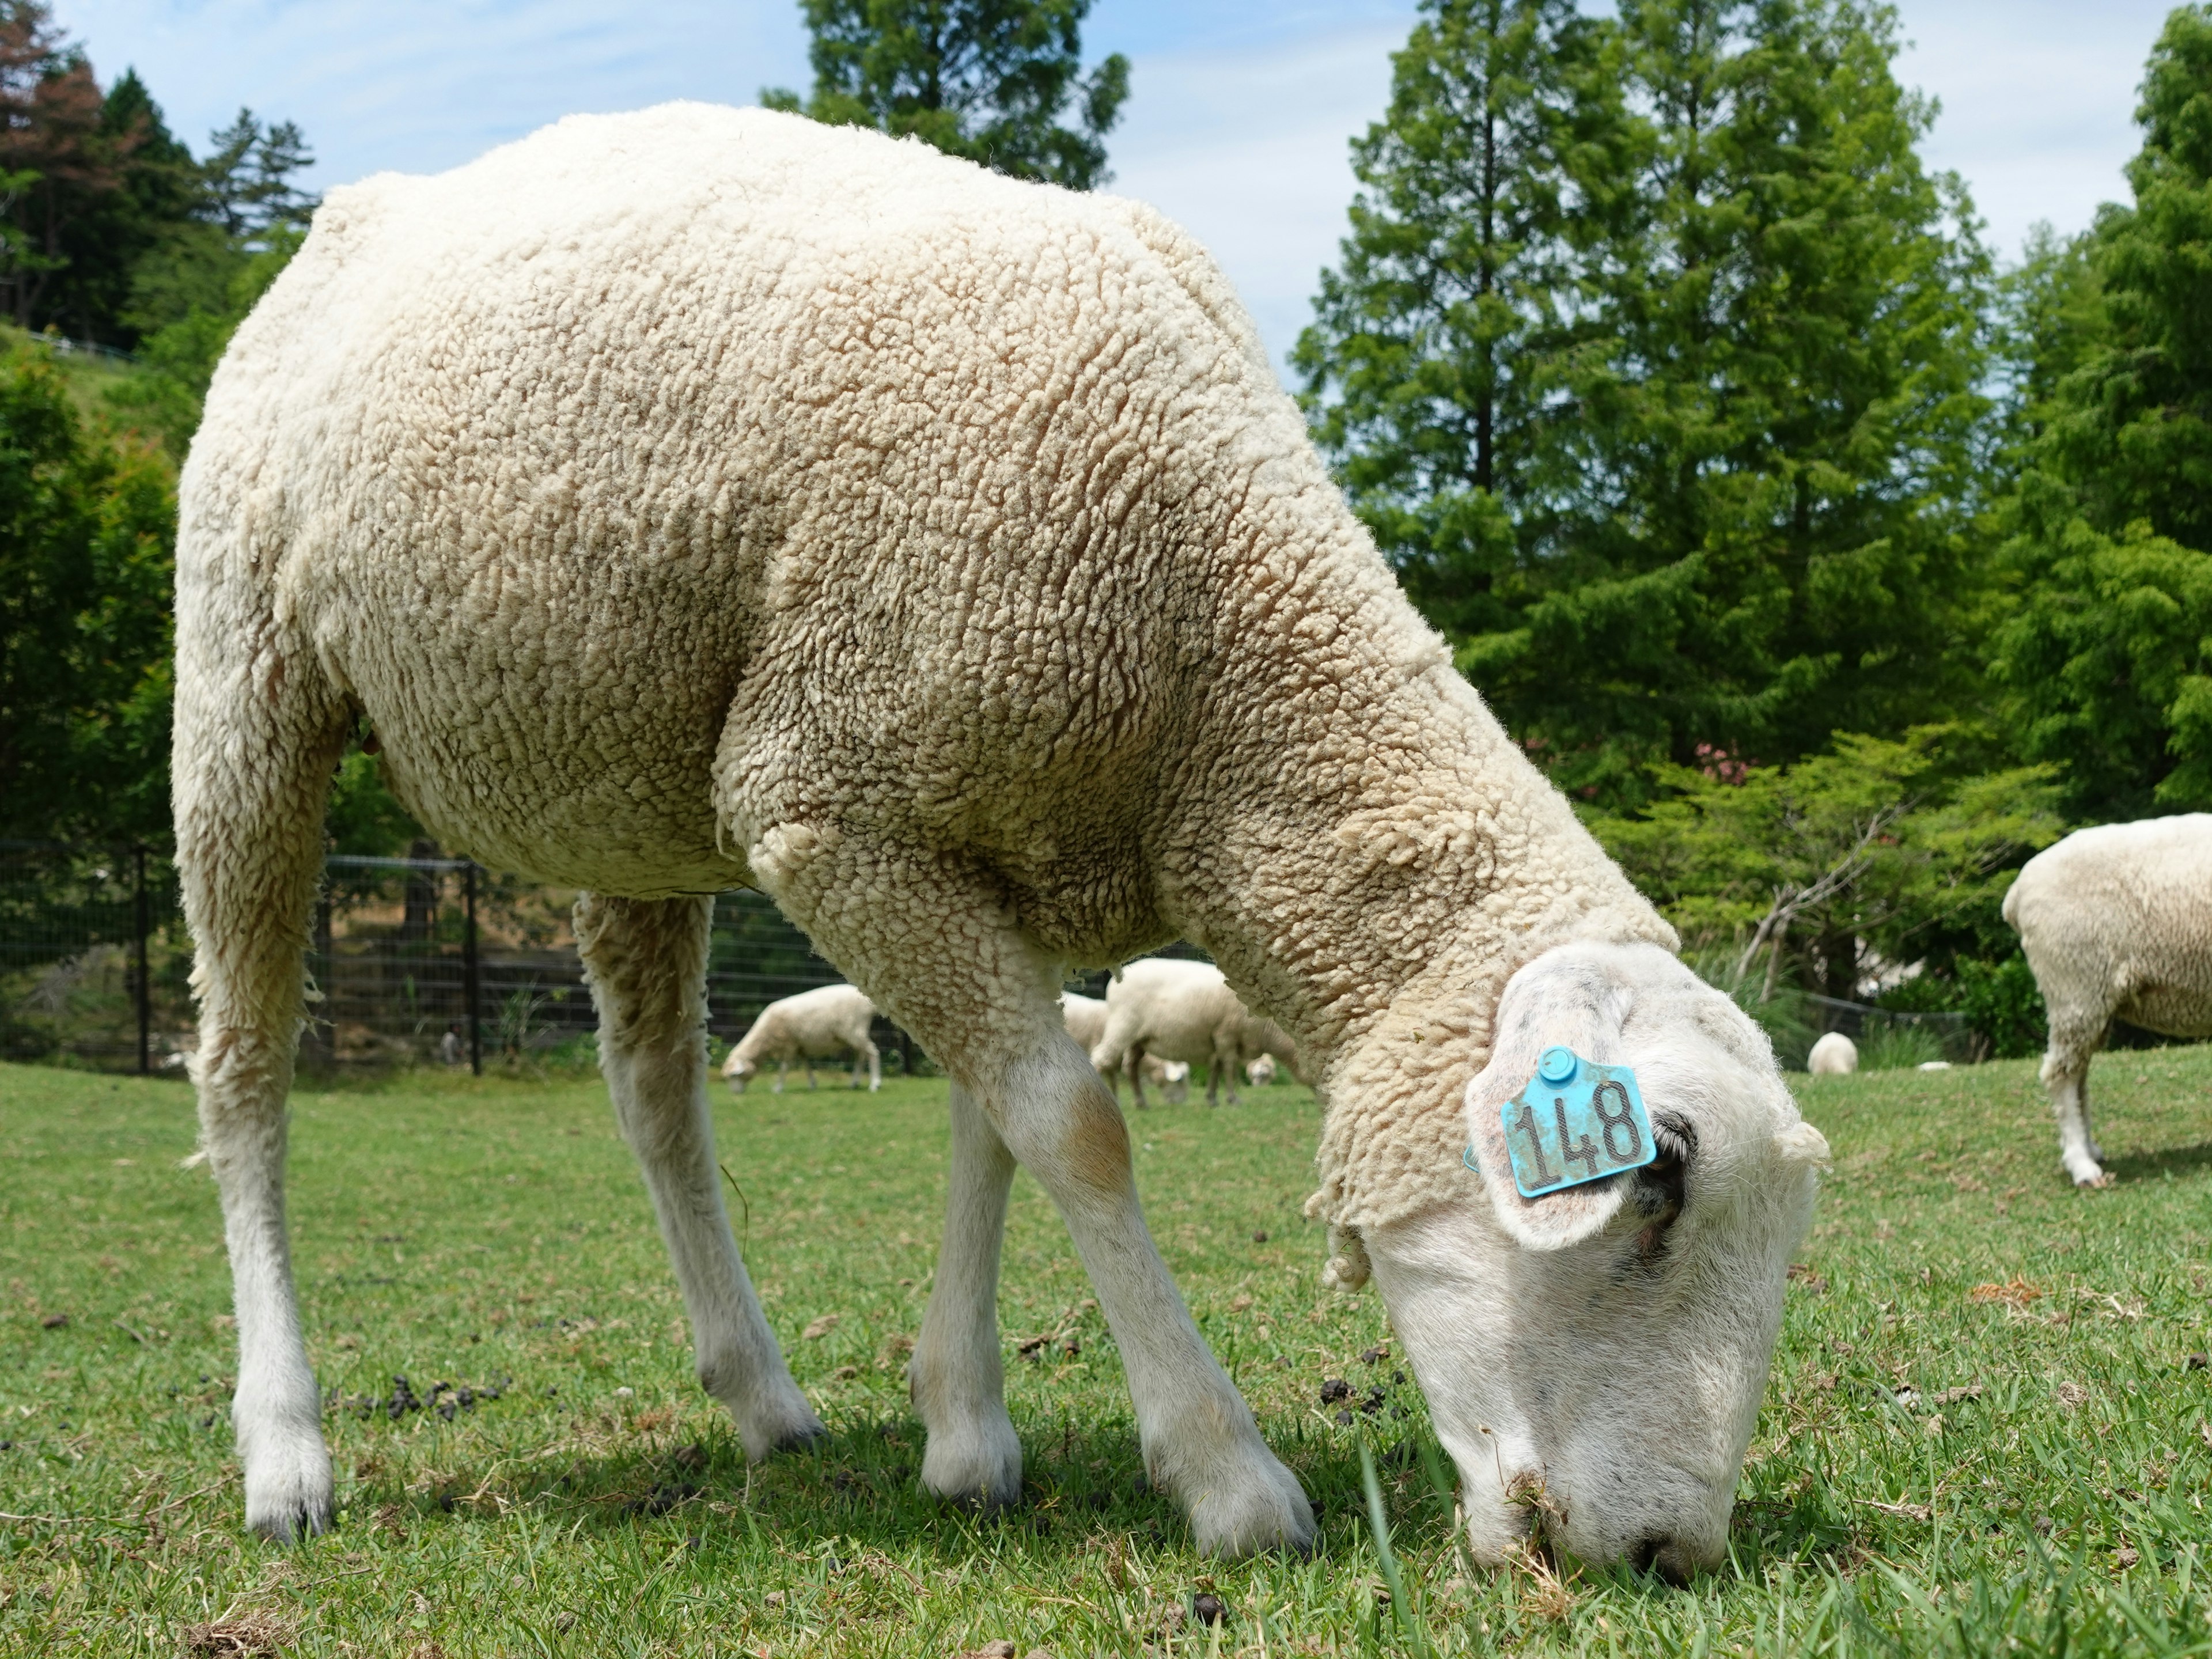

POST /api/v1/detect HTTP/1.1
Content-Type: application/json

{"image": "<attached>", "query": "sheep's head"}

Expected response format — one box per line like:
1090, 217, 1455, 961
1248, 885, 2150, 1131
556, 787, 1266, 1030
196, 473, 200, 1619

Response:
1247, 1054, 1278, 1088
1160, 1059, 1191, 1106
1360, 941, 1826, 1582
719, 1046, 756, 1093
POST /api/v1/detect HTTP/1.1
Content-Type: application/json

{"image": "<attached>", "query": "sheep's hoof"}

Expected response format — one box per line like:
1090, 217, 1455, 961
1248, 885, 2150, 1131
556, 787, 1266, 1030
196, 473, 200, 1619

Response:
2072, 1168, 2113, 1189
919, 1414, 1024, 1510
1182, 1450, 1316, 1559
242, 1434, 335, 1544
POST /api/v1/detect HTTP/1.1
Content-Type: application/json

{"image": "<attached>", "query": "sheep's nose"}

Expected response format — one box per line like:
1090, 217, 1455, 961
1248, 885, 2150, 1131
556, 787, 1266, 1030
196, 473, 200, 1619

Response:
1629, 1535, 1698, 1586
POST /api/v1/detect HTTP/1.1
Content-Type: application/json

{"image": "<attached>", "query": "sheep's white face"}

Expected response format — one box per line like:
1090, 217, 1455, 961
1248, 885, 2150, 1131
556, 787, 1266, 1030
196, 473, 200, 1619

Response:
721, 1049, 756, 1093
1362, 942, 1825, 1582
1248, 1054, 1278, 1087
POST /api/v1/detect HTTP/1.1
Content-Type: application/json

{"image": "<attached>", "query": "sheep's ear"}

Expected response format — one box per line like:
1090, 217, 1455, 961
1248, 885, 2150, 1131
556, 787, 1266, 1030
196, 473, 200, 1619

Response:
1463, 953, 1634, 1252
1465, 1074, 1628, 1250
1773, 1120, 1832, 1168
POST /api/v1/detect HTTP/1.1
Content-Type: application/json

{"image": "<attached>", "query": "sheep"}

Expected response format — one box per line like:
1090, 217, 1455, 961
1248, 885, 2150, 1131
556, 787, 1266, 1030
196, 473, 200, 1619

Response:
1090, 958, 1302, 1108
1062, 993, 1190, 1104
1806, 1032, 1858, 1076
1247, 1053, 1278, 1088
2003, 815, 2212, 1186
172, 104, 1828, 1570
721, 983, 881, 1093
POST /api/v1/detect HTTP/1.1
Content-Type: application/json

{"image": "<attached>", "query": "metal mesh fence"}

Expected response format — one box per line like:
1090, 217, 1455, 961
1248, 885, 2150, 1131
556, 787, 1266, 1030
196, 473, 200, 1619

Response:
0, 847, 908, 1075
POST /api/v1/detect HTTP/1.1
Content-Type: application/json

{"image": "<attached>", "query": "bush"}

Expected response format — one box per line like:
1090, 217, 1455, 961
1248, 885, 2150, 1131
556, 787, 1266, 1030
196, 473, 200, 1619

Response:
1954, 952, 2047, 1059
1859, 1021, 1945, 1071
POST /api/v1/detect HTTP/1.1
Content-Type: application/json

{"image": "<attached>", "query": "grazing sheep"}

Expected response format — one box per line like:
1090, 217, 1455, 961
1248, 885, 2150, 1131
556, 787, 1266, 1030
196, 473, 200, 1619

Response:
1246, 1053, 1278, 1088
1806, 1032, 1858, 1076
174, 105, 1827, 1570
1091, 958, 1302, 1108
2003, 815, 2212, 1185
1062, 993, 1190, 1105
721, 983, 881, 1093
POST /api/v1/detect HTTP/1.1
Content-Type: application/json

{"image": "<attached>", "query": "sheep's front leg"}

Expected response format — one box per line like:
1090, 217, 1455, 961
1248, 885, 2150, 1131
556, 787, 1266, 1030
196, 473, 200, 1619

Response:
910, 1083, 1022, 1506
1126, 1044, 1151, 1110
577, 895, 823, 1457
2041, 1025, 2110, 1187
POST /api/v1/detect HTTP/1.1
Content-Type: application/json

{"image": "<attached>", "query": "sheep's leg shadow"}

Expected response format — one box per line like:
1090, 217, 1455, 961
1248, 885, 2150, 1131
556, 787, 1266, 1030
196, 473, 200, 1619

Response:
576, 893, 823, 1457
757, 834, 1313, 1556
2041, 1024, 2109, 1186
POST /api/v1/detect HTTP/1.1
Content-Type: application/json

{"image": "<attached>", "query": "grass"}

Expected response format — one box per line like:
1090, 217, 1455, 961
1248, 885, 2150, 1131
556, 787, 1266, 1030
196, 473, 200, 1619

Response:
2, 1049, 2209, 1656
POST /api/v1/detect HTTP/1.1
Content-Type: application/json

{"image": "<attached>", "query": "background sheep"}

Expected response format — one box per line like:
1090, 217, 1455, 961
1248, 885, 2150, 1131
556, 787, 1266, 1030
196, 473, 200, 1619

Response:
1807, 1032, 1858, 1076
2003, 815, 2212, 1185
1090, 958, 1302, 1108
175, 105, 1826, 1567
721, 983, 881, 1094
1062, 993, 1190, 1105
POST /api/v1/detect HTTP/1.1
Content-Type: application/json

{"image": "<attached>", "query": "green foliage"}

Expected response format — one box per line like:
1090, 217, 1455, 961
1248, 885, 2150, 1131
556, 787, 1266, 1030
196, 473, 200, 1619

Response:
0, 346, 175, 842
1952, 952, 2047, 1060
1592, 726, 2062, 998
1858, 1019, 1942, 1070
1293, 0, 1616, 646
764, 0, 1128, 190
1305, 0, 1994, 807
1986, 7, 2212, 822
105, 222, 302, 460
325, 749, 425, 858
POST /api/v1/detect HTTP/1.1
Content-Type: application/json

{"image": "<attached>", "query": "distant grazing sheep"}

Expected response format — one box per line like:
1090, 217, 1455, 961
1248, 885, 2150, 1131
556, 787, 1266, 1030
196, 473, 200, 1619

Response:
721, 984, 881, 1094
1246, 1053, 1278, 1088
1061, 992, 1190, 1104
1806, 1032, 1858, 1076
174, 103, 1827, 1570
2003, 815, 2212, 1185
1090, 958, 1301, 1108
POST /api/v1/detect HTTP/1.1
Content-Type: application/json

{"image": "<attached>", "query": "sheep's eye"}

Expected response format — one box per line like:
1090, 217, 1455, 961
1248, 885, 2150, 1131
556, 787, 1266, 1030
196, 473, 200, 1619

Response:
1629, 1114, 1692, 1256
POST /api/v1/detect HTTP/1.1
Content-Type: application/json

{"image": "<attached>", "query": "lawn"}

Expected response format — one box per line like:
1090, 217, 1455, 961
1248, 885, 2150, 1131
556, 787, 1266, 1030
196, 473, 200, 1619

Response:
2, 1047, 2209, 1657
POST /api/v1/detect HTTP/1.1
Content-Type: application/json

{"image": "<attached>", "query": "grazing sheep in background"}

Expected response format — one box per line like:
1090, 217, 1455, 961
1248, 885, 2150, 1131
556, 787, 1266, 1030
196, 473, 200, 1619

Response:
2003, 815, 2212, 1186
721, 983, 881, 1094
1092, 958, 1302, 1108
1807, 1032, 1858, 1076
1247, 1052, 1278, 1088
174, 104, 1827, 1569
1062, 993, 1190, 1104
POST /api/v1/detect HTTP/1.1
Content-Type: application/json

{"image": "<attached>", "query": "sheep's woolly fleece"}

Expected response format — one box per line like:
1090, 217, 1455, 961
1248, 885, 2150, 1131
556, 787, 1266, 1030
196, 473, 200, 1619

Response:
181, 104, 1674, 1233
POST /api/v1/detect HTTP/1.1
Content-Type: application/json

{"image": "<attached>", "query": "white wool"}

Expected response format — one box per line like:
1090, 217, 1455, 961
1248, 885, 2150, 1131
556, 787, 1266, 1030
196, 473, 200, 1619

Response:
2004, 815, 2212, 1185
1062, 991, 1189, 1102
1806, 1031, 1858, 1075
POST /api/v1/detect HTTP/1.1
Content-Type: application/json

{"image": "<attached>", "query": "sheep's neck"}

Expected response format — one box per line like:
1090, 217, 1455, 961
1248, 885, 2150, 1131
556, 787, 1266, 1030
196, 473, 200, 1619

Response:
1161, 508, 1669, 1084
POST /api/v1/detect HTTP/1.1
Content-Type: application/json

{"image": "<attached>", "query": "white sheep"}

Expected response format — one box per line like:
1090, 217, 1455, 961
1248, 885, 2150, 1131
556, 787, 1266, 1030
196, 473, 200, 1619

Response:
1806, 1032, 1858, 1076
1062, 993, 1190, 1104
1090, 958, 1302, 1108
1246, 1053, 1278, 1088
2003, 815, 2212, 1185
173, 104, 1828, 1570
721, 983, 881, 1093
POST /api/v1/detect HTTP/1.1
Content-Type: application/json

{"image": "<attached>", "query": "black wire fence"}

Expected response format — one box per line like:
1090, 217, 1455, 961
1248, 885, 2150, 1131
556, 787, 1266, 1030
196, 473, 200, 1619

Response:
0, 844, 920, 1077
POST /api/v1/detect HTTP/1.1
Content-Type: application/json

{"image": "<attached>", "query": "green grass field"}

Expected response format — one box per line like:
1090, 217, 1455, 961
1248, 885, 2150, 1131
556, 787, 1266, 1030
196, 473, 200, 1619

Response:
2, 1048, 2209, 1657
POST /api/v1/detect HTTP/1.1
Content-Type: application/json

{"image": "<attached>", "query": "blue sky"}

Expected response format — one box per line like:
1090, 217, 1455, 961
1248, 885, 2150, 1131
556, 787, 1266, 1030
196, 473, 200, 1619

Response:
51, 0, 2187, 371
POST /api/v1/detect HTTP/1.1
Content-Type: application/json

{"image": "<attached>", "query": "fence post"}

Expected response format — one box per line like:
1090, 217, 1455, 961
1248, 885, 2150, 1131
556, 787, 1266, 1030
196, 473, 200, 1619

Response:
464, 861, 482, 1076
134, 844, 150, 1077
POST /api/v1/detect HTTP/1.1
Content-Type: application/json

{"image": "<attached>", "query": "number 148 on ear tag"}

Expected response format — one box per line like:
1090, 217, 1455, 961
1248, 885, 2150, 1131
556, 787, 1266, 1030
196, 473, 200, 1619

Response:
1502, 1047, 1658, 1198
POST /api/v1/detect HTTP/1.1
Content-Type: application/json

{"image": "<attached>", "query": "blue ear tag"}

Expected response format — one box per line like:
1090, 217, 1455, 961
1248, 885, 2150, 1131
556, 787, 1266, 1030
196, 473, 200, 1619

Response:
1499, 1046, 1657, 1199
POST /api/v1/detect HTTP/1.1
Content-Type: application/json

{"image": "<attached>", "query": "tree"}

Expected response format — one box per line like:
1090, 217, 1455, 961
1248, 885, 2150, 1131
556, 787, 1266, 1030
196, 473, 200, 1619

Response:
0, 347, 175, 842
0, 1, 129, 332
1294, 0, 1623, 645
1306, 0, 1993, 807
764, 0, 1128, 190
1590, 726, 2061, 1003
1988, 7, 2212, 820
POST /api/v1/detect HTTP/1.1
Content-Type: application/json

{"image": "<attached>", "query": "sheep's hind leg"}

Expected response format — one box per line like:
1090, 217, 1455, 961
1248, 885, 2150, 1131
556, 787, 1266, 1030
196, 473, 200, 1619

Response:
577, 895, 823, 1457
2041, 1022, 2110, 1187
910, 1082, 1023, 1507
759, 839, 1312, 1556
175, 662, 347, 1543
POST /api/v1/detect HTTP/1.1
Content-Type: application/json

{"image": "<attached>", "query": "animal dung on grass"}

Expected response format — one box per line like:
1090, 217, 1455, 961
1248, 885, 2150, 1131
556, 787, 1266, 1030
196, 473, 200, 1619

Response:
801, 1314, 840, 1340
